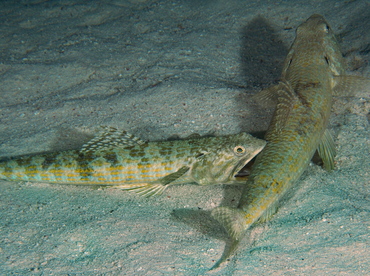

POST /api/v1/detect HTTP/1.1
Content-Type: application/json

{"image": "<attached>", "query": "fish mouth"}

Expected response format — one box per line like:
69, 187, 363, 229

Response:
233, 158, 255, 180
233, 157, 256, 180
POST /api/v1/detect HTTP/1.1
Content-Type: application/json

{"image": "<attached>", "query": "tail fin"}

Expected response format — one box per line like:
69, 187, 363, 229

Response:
210, 238, 240, 270
211, 206, 247, 241
210, 206, 247, 269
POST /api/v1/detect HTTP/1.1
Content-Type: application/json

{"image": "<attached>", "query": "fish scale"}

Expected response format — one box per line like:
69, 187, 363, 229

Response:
0, 128, 266, 196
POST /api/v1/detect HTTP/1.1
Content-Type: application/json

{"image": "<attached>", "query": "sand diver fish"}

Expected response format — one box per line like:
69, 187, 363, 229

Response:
0, 127, 265, 197
211, 14, 369, 266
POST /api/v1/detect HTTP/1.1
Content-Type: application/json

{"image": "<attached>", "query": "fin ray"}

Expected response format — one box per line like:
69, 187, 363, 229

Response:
113, 166, 190, 197
210, 238, 240, 270
159, 166, 190, 185
211, 206, 247, 241
317, 129, 336, 171
80, 126, 146, 154
333, 75, 370, 97
252, 83, 282, 108
258, 200, 279, 223
265, 82, 298, 140
131, 183, 167, 197
114, 183, 167, 197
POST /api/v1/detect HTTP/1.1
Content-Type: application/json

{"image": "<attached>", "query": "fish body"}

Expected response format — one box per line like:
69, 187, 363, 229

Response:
212, 14, 349, 256
0, 127, 265, 196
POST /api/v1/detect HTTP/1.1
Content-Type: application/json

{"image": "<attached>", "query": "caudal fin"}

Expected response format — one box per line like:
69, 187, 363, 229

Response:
210, 238, 240, 270
211, 206, 247, 240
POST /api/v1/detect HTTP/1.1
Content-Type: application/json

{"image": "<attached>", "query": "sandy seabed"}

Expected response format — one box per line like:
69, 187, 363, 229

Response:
0, 0, 369, 275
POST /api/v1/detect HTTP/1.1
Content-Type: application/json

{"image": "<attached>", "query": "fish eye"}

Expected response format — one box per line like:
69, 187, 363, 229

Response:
323, 24, 330, 33
324, 56, 330, 65
233, 146, 246, 156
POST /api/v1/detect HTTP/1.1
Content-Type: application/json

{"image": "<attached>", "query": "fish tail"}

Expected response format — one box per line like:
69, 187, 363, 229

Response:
211, 206, 247, 241
210, 238, 240, 270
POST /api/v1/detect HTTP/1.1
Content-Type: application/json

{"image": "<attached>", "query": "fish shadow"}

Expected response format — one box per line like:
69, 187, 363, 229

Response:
0, 127, 95, 160
240, 16, 287, 90
49, 127, 95, 152
171, 208, 243, 270
171, 208, 227, 240
235, 15, 289, 134
170, 185, 244, 241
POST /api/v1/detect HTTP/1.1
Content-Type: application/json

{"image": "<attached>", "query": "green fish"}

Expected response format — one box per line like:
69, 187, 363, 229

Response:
0, 127, 265, 197
211, 14, 369, 267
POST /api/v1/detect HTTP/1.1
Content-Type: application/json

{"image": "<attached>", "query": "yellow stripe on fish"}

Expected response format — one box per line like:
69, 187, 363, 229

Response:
211, 14, 370, 268
0, 127, 265, 197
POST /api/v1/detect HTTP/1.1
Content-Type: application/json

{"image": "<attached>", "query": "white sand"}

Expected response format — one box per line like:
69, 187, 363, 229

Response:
0, 0, 369, 275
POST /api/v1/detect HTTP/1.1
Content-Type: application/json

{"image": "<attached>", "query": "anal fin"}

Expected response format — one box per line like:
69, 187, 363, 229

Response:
317, 129, 336, 171
258, 200, 279, 223
130, 183, 168, 197
114, 183, 167, 197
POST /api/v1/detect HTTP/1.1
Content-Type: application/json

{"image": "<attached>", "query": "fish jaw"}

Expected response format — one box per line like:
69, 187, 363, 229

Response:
190, 133, 266, 186
222, 142, 265, 184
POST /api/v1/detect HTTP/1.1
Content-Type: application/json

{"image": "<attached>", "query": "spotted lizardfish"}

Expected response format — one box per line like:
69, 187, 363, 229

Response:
211, 14, 370, 267
0, 127, 265, 197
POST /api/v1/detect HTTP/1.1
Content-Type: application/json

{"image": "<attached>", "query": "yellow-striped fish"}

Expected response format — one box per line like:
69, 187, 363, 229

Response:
211, 14, 368, 266
0, 127, 265, 196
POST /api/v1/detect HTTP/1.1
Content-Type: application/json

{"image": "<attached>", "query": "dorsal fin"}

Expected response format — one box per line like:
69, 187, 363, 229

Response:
80, 126, 146, 154
166, 133, 201, 141
265, 81, 298, 140
185, 133, 202, 139
252, 82, 281, 107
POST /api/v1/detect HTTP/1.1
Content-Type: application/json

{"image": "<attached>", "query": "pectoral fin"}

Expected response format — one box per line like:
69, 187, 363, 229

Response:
333, 75, 370, 97
158, 166, 190, 185
115, 166, 190, 197
317, 129, 336, 171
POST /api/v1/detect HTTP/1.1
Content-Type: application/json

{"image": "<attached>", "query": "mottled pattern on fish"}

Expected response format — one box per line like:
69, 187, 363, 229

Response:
211, 14, 356, 266
0, 127, 265, 196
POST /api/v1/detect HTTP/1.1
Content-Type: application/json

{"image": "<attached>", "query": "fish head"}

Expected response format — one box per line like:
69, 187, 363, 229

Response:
292, 14, 345, 76
190, 132, 265, 185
